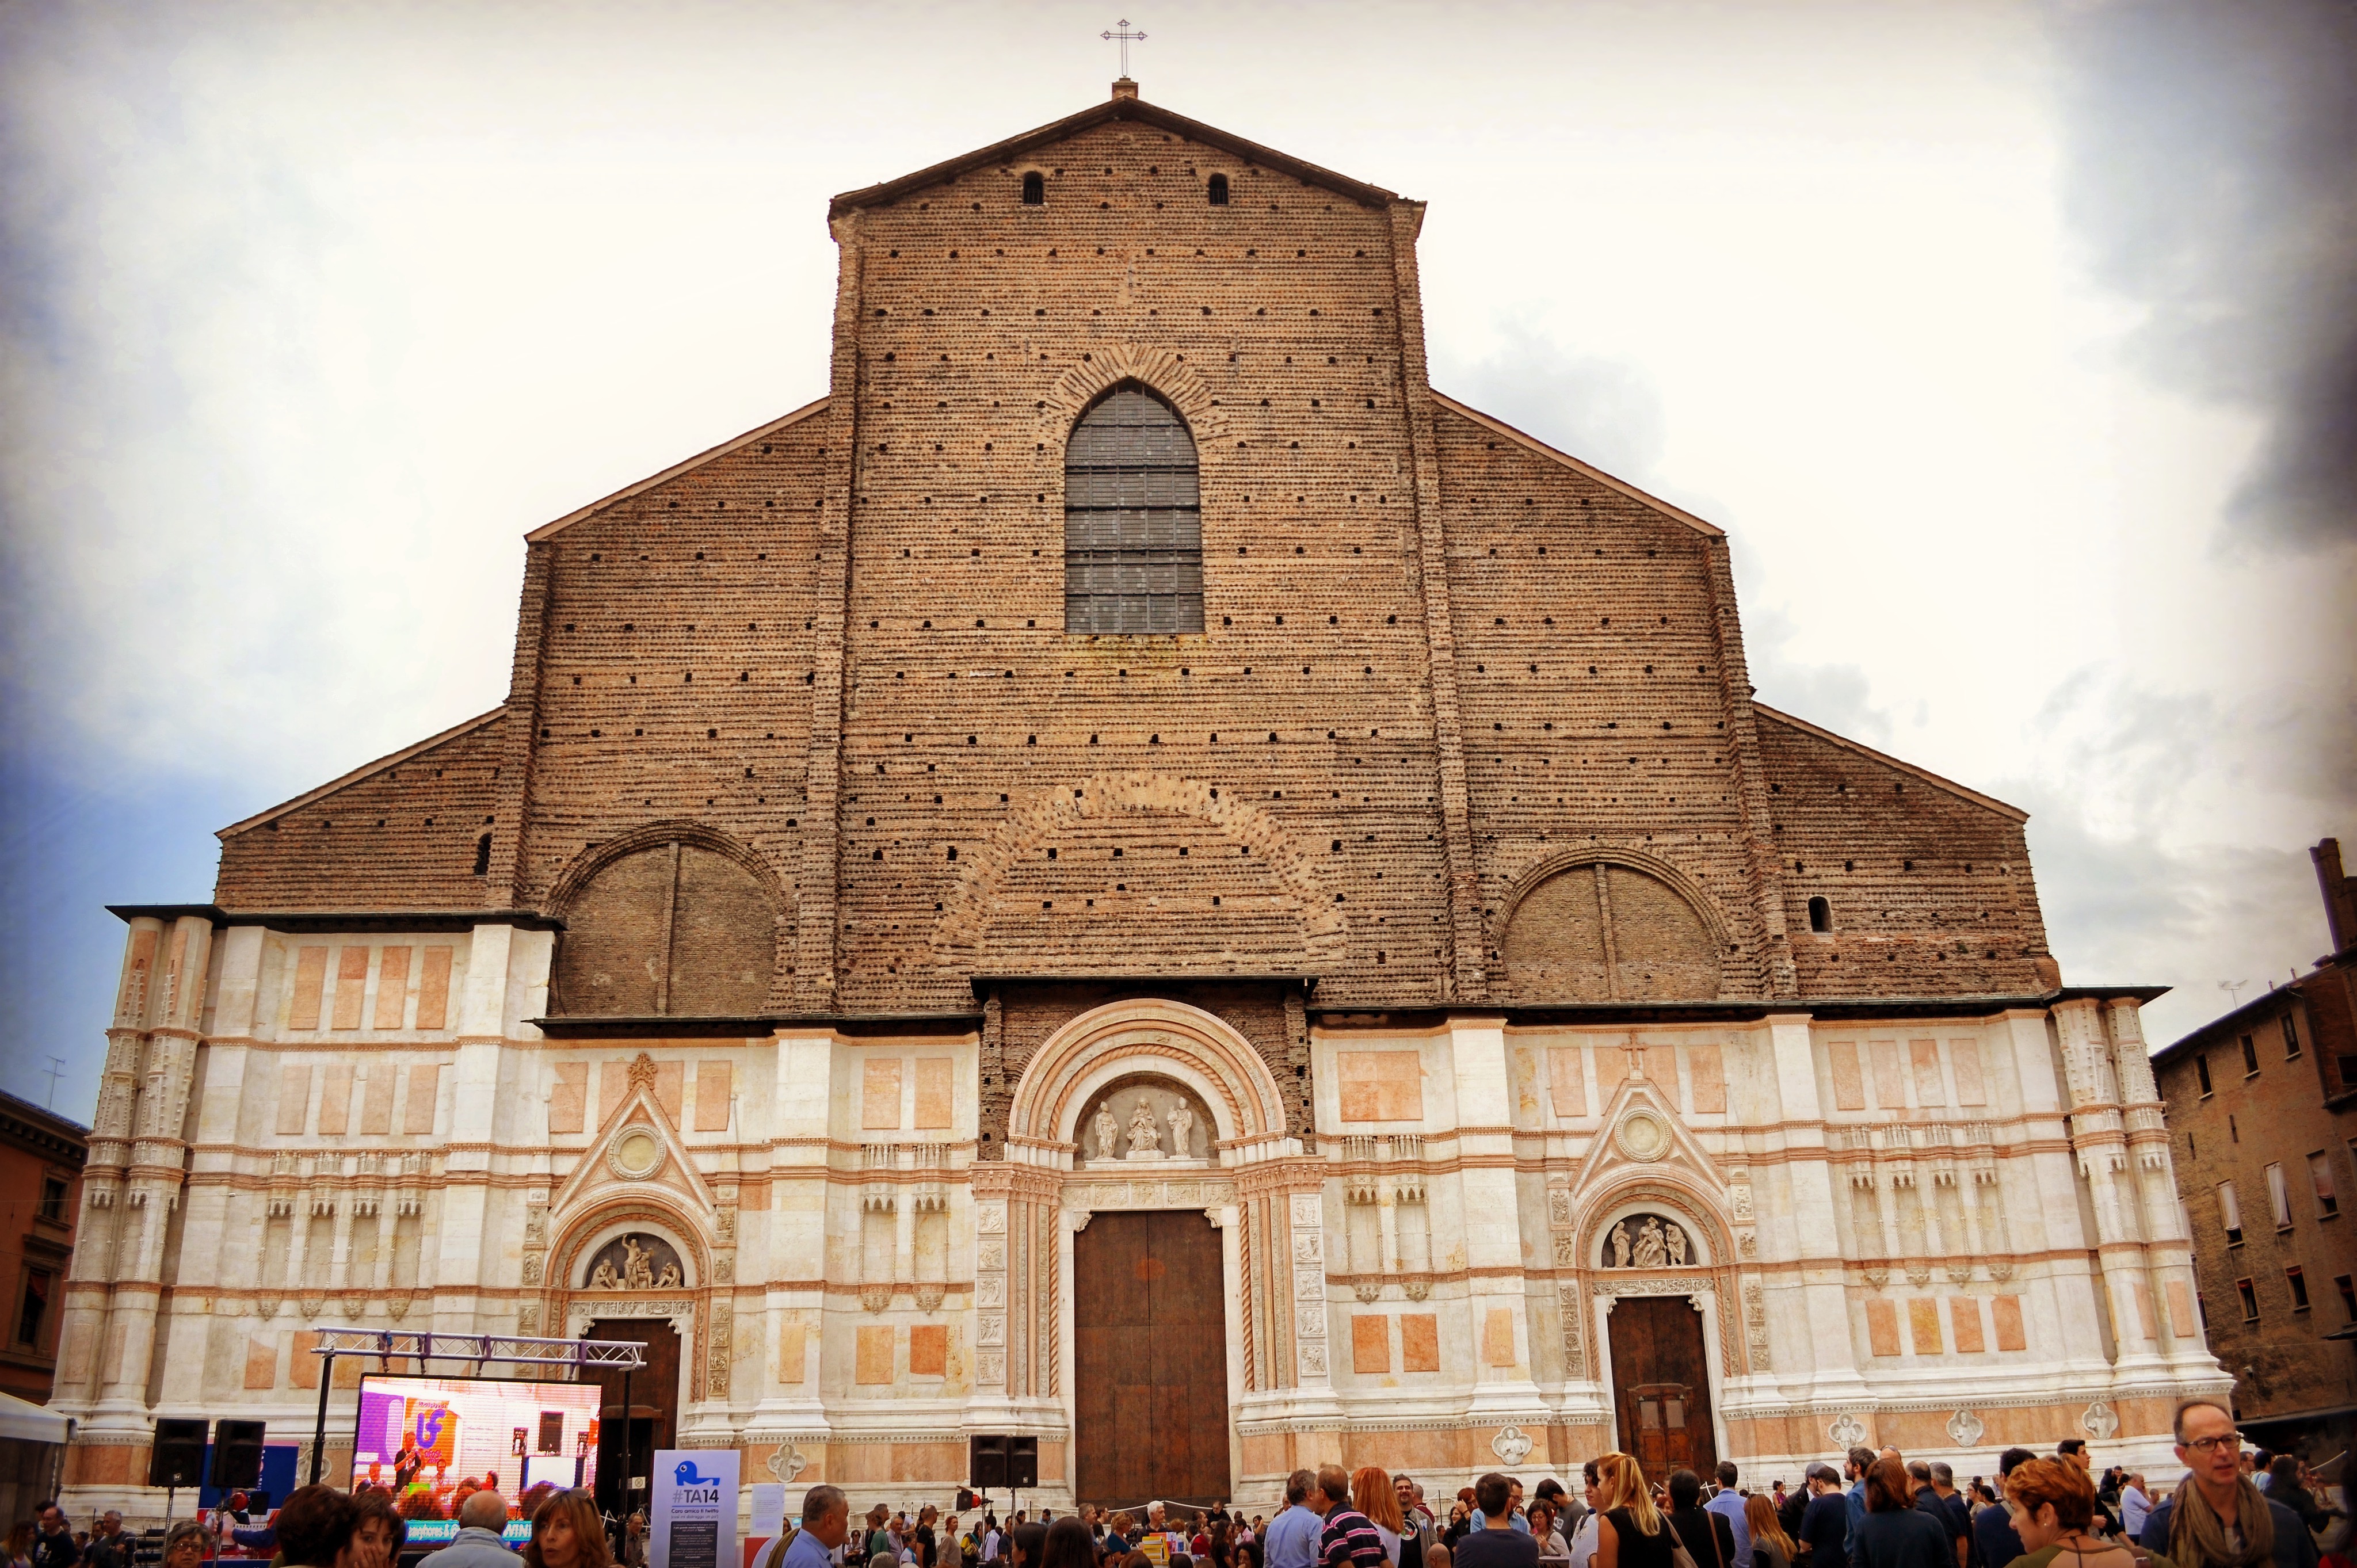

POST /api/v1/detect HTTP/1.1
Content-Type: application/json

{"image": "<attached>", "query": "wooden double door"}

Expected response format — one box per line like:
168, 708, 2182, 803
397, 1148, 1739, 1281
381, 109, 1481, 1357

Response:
1072, 1210, 1231, 1505
1606, 1296, 1718, 1481
583, 1318, 681, 1519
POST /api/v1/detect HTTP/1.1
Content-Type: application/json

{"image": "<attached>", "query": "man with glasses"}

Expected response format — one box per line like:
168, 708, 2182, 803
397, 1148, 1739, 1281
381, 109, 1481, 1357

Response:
2137, 1401, 2318, 1568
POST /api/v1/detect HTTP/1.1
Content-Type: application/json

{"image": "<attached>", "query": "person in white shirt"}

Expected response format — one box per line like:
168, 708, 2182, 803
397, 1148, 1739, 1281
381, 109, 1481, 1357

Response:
2119, 1477, 2152, 1540
1567, 1463, 1603, 1568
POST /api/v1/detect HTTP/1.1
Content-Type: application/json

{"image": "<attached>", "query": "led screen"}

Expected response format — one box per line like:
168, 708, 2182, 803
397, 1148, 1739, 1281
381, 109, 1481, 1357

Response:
353, 1374, 601, 1514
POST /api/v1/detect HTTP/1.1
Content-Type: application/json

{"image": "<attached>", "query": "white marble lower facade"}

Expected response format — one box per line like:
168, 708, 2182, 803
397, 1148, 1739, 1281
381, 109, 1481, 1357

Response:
56, 913, 2227, 1513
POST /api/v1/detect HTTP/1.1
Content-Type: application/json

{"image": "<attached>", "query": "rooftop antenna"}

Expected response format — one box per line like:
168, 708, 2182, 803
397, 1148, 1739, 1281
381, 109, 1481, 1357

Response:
2219, 979, 2248, 1009
41, 1055, 64, 1109
1102, 17, 1146, 79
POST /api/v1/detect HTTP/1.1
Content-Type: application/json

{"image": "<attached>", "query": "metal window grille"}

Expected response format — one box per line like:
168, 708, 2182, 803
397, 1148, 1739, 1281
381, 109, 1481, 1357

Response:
1064, 387, 1203, 634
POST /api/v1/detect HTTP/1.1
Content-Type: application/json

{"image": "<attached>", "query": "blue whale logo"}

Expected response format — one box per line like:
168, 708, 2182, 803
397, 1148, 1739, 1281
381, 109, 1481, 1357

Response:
675, 1460, 717, 1487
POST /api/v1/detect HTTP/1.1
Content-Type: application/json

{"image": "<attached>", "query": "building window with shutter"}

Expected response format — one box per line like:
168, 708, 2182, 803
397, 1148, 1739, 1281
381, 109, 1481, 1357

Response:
1063, 386, 1203, 635
12, 1268, 51, 1350
2267, 1162, 2293, 1230
2337, 1275, 2356, 1322
2218, 1181, 2243, 1246
2195, 1053, 2213, 1096
2287, 1266, 2310, 1311
2282, 1011, 2301, 1057
2242, 1033, 2260, 1075
2313, 1152, 2340, 1218
2236, 1277, 2260, 1321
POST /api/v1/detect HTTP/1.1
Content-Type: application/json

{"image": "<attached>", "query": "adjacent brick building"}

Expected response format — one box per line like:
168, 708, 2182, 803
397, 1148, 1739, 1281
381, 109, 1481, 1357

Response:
2152, 838, 2357, 1462
57, 81, 2224, 1512
1, 1090, 87, 1404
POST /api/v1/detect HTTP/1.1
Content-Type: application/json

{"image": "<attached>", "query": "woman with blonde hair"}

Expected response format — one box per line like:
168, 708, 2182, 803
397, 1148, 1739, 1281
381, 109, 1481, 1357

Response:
1593, 1454, 1674, 1568
1742, 1497, 1793, 1568
1355, 1468, 1407, 1567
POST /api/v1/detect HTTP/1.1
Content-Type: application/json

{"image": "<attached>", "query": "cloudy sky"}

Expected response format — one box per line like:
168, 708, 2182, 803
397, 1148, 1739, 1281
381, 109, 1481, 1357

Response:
3, 0, 2351, 1119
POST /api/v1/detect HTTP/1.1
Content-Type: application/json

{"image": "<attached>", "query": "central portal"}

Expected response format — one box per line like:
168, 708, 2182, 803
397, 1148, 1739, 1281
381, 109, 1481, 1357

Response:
1073, 1210, 1230, 1505
1606, 1296, 1718, 1479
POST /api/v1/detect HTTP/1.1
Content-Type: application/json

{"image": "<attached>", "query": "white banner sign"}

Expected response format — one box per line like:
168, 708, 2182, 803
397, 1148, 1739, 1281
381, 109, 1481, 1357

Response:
652, 1449, 739, 1568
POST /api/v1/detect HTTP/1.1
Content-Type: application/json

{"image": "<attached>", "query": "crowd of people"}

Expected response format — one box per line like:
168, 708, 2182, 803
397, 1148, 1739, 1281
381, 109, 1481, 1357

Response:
769, 1402, 2342, 1568
14, 1400, 2345, 1568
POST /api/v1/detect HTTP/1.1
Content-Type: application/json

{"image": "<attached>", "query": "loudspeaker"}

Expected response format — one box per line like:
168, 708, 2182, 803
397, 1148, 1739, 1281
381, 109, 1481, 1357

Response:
150, 1420, 207, 1489
211, 1420, 268, 1490
968, 1435, 1007, 1490
1008, 1436, 1038, 1490
956, 1490, 978, 1512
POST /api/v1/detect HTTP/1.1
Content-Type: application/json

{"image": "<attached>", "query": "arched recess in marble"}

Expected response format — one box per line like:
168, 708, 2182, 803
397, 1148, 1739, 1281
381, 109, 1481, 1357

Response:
550, 1196, 711, 1295
1573, 1176, 1733, 1280
1005, 998, 1294, 1161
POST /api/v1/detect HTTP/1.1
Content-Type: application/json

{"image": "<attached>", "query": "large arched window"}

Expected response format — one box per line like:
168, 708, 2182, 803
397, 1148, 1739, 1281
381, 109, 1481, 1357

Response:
1064, 386, 1203, 634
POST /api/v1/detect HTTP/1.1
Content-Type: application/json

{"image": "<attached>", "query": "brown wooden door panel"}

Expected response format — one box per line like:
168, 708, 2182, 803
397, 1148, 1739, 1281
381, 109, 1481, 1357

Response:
1074, 1210, 1230, 1505
583, 1318, 681, 1518
1605, 1298, 1716, 1482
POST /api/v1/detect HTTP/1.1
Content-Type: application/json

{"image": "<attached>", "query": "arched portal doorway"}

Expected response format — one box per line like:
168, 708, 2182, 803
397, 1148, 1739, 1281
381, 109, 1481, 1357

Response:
584, 1317, 681, 1517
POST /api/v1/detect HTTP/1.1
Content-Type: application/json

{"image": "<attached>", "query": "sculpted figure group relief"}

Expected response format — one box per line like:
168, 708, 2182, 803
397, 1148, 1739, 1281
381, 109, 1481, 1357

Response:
1602, 1213, 1691, 1269
1085, 1087, 1200, 1161
586, 1233, 684, 1291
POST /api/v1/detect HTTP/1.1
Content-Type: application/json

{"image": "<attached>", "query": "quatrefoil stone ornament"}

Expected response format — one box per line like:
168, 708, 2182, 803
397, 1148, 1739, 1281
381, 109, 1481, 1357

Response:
1829, 1414, 1868, 1447
1492, 1425, 1534, 1465
1946, 1410, 1985, 1446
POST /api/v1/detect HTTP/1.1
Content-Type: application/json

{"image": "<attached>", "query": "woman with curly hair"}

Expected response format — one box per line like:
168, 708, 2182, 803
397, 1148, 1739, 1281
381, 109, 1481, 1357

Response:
1594, 1454, 1673, 1568
523, 1490, 613, 1568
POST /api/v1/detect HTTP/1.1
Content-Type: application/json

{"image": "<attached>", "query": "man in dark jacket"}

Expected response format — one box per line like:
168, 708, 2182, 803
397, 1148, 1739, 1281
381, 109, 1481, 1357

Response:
2140, 1402, 2319, 1568
1970, 1451, 2033, 1568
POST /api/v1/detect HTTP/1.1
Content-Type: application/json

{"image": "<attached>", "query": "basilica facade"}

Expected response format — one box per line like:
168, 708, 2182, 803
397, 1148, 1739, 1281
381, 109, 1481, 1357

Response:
58, 81, 2223, 1513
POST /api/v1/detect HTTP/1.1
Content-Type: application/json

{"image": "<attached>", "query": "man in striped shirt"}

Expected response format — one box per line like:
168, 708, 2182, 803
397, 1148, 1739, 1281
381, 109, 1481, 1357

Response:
1317, 1465, 1389, 1568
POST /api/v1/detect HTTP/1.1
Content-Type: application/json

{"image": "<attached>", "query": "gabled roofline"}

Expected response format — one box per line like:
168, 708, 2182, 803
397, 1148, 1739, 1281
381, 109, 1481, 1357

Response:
828, 89, 1400, 219
1752, 702, 2030, 823
524, 396, 832, 543
216, 707, 505, 839
1428, 391, 1725, 540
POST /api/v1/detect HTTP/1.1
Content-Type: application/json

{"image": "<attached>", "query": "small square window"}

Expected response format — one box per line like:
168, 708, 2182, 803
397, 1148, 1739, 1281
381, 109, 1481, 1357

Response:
2287, 1266, 2310, 1312
2237, 1277, 2260, 1322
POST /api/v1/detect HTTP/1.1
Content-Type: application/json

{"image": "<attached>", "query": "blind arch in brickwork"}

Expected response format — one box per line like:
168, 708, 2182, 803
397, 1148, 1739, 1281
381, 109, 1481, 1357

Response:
928, 772, 1348, 972
1496, 848, 1729, 1002
550, 823, 783, 1017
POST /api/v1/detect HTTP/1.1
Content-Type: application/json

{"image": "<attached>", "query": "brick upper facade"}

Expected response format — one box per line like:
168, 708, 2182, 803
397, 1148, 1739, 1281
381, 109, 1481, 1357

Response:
209, 86, 2057, 1019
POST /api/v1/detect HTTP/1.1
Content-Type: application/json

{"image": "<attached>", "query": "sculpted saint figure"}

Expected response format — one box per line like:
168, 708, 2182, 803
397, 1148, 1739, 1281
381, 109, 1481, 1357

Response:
1665, 1222, 1688, 1266
621, 1237, 655, 1289
590, 1258, 621, 1290
1608, 1222, 1632, 1268
1631, 1218, 1666, 1268
1166, 1101, 1195, 1158
1092, 1105, 1121, 1160
1126, 1098, 1161, 1155
655, 1262, 682, 1288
